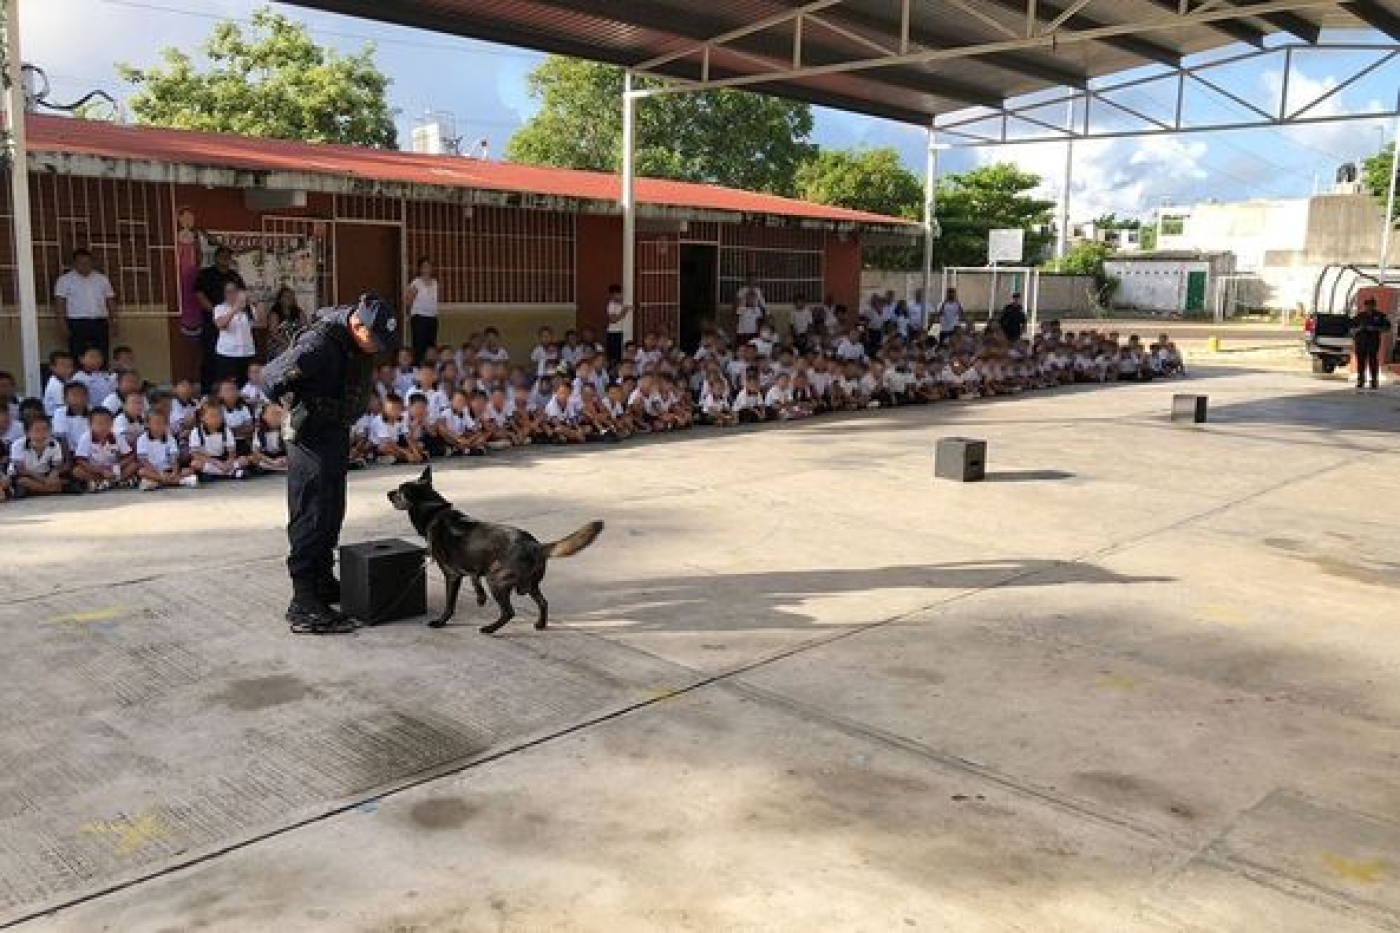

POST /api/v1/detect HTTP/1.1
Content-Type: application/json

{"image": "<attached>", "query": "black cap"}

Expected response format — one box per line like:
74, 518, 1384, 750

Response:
353, 294, 401, 353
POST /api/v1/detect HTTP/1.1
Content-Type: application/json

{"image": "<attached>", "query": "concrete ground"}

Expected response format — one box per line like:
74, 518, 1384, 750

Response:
3, 364, 1399, 932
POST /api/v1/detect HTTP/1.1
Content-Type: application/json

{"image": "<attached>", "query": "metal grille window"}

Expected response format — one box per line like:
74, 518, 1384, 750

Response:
404, 202, 574, 305
636, 235, 679, 341
718, 224, 824, 305
0, 175, 174, 313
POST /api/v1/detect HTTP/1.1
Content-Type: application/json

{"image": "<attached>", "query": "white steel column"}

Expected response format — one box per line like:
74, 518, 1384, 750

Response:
921, 123, 938, 310
621, 71, 637, 340
1056, 96, 1075, 259
1379, 101, 1399, 282
4, 0, 40, 396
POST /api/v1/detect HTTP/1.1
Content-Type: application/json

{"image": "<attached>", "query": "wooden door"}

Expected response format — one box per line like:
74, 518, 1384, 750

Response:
334, 223, 401, 308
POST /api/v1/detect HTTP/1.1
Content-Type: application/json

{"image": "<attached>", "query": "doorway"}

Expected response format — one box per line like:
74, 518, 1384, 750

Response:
334, 223, 402, 307
679, 243, 718, 352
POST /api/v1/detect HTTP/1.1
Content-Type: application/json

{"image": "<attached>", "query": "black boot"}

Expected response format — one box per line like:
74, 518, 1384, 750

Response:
287, 580, 356, 635
316, 574, 341, 605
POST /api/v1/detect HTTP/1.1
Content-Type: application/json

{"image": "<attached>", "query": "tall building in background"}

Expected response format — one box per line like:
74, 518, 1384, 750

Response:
411, 111, 461, 156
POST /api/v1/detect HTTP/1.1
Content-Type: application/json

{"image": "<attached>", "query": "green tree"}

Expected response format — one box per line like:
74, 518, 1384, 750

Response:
795, 148, 923, 269
1363, 143, 1398, 221
118, 8, 397, 149
507, 57, 814, 196
934, 164, 1055, 268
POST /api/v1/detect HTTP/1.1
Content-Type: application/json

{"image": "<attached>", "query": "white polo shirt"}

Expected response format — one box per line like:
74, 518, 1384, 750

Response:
54, 270, 115, 320
214, 304, 257, 358
408, 277, 439, 318
190, 424, 235, 458
10, 437, 64, 476
75, 431, 130, 471
136, 431, 179, 471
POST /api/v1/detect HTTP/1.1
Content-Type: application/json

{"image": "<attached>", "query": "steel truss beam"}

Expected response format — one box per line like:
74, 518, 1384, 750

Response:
932, 42, 1400, 146
630, 0, 1348, 99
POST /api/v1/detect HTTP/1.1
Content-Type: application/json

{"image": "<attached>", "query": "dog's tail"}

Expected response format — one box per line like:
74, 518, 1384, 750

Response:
543, 520, 604, 559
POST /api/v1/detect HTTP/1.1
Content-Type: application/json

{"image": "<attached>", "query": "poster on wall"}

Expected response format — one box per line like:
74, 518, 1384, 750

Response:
175, 207, 321, 335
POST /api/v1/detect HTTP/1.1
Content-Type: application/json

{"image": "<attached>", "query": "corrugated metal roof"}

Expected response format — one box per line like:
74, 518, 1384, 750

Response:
25, 115, 913, 227
278, 0, 1400, 124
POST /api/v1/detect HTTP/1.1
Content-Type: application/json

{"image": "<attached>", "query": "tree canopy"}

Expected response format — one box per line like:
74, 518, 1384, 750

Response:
794, 148, 923, 220
1363, 143, 1398, 221
507, 57, 815, 196
117, 8, 398, 149
934, 164, 1056, 268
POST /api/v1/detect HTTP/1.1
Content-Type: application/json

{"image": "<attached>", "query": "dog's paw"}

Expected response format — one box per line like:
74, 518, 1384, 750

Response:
427, 618, 448, 629
478, 624, 501, 635
534, 620, 548, 631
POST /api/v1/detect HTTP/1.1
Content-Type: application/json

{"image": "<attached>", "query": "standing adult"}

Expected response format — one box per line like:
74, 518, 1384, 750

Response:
194, 246, 246, 394
405, 257, 440, 363
906, 287, 928, 342
1350, 296, 1391, 392
54, 249, 118, 361
998, 291, 1028, 343
262, 295, 400, 634
605, 284, 632, 363
265, 286, 307, 361
734, 289, 766, 345
213, 282, 265, 386
936, 287, 965, 344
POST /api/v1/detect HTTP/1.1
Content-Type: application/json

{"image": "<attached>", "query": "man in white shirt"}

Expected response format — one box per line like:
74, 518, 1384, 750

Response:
54, 249, 119, 361
936, 287, 964, 344
907, 288, 928, 339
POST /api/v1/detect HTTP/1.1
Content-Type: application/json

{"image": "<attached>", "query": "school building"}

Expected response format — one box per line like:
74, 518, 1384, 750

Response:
0, 115, 915, 383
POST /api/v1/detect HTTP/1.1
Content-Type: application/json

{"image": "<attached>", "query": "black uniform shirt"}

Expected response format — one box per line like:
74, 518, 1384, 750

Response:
262, 309, 376, 435
1352, 309, 1391, 349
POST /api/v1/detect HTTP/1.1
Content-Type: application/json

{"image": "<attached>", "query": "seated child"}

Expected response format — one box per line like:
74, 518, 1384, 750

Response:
43, 351, 76, 415
604, 384, 636, 438
656, 376, 690, 430
189, 404, 252, 479
699, 377, 736, 427
73, 347, 116, 409
578, 384, 621, 441
254, 404, 289, 472
511, 384, 545, 444
437, 390, 488, 456
9, 414, 68, 498
241, 364, 270, 409
405, 396, 440, 458
733, 377, 769, 423
764, 373, 797, 420
216, 379, 257, 457
372, 394, 426, 464
114, 392, 148, 448
72, 407, 135, 491
543, 383, 587, 444
101, 370, 142, 413
136, 410, 198, 490
392, 347, 418, 395
169, 380, 199, 438
626, 375, 665, 433
51, 382, 92, 451
350, 396, 380, 468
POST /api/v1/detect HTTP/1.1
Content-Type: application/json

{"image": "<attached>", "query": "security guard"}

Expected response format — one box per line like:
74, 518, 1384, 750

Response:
262, 295, 399, 634
1351, 297, 1391, 392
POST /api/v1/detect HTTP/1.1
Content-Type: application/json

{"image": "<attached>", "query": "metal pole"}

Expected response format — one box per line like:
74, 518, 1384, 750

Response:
3, 0, 40, 397
1379, 103, 1399, 282
620, 71, 637, 343
922, 123, 938, 322
1056, 96, 1074, 260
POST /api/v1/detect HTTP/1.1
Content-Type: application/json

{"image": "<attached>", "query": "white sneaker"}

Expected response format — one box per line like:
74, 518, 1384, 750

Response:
180, 475, 200, 489
139, 478, 161, 492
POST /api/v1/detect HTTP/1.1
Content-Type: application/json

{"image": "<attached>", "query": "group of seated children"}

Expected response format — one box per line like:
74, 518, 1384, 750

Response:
1, 311, 1186, 503
1, 348, 290, 501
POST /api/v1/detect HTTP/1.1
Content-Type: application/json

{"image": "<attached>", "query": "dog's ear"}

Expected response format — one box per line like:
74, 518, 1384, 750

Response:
419, 465, 432, 485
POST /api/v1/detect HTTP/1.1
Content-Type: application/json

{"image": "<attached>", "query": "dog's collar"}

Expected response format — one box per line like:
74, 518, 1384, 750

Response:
417, 500, 456, 532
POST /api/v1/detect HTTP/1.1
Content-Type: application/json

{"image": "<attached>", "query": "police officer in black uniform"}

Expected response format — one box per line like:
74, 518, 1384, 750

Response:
1350, 297, 1391, 392
262, 295, 400, 634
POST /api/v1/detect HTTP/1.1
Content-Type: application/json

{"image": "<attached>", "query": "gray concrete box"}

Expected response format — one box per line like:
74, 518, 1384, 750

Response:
1172, 394, 1209, 424
935, 437, 987, 482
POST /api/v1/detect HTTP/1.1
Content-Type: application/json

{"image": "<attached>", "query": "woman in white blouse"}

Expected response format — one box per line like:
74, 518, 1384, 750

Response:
405, 257, 440, 363
213, 281, 265, 386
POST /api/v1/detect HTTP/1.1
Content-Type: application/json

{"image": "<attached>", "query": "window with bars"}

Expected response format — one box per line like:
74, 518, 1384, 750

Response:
717, 224, 824, 305
403, 201, 575, 305
0, 174, 174, 313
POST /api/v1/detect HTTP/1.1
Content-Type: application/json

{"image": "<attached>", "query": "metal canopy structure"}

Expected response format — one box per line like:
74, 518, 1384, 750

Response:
282, 0, 1400, 127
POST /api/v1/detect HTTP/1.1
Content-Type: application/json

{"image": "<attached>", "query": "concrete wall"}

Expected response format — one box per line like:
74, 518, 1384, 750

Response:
1157, 199, 1308, 271
860, 269, 1098, 317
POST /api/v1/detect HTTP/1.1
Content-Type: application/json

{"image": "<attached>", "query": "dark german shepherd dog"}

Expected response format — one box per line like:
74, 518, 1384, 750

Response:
387, 467, 603, 633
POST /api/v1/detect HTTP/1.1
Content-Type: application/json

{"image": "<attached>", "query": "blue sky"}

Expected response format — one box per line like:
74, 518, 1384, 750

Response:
23, 0, 1400, 221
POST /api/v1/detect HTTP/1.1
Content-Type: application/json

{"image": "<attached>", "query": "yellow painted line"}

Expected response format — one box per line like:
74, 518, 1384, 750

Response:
1321, 852, 1391, 885
49, 606, 127, 625
1096, 673, 1140, 690
81, 811, 170, 857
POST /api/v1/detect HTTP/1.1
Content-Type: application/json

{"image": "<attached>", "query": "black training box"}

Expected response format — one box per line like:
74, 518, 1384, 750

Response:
340, 538, 427, 624
935, 437, 987, 483
1171, 394, 1209, 424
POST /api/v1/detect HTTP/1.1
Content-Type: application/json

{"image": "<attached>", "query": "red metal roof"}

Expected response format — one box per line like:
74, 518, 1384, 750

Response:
27, 115, 913, 227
